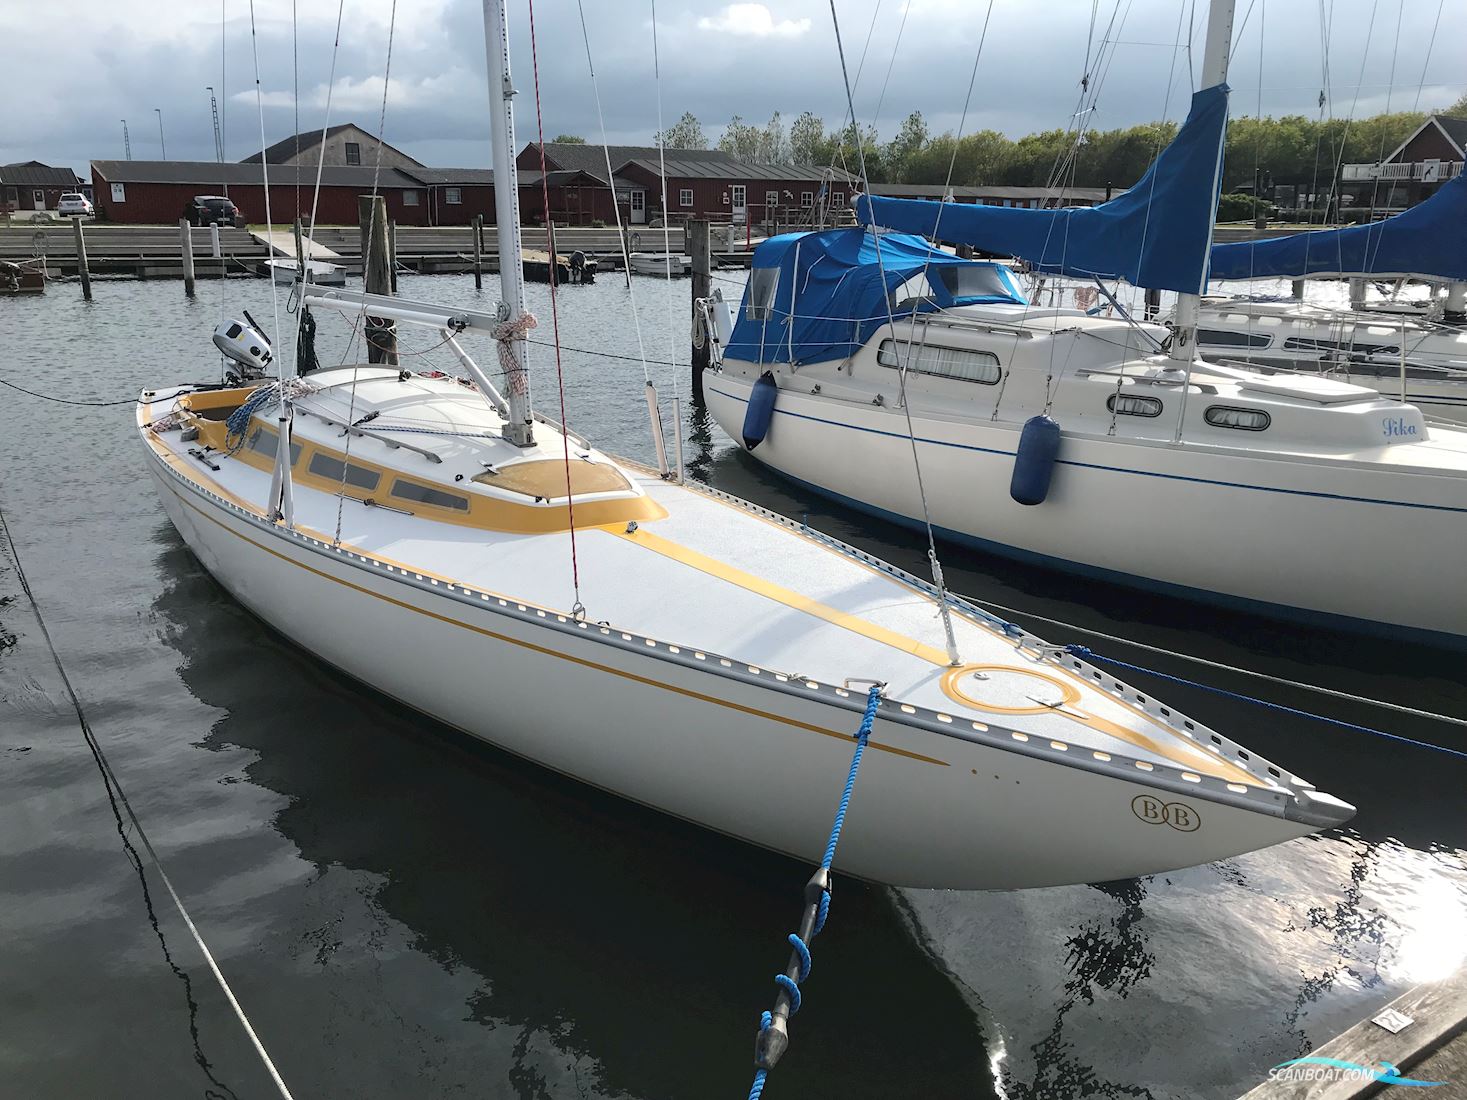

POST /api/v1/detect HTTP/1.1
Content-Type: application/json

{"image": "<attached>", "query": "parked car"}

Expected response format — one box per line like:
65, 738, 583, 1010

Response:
184, 195, 239, 227
57, 193, 94, 218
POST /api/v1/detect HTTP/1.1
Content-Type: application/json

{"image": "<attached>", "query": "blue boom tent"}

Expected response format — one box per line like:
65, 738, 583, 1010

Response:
853, 84, 1231, 295
724, 228, 1027, 367
1209, 173, 1467, 282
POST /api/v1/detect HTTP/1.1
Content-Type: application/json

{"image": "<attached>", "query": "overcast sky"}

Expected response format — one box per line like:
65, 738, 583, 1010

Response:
4, 0, 1460, 175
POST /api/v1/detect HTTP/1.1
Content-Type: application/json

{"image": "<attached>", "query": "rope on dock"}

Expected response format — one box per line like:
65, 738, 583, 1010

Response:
746, 683, 883, 1100
1064, 644, 1467, 759
0, 503, 296, 1099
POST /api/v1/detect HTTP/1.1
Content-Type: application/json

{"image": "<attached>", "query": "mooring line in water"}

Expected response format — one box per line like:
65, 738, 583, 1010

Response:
747, 683, 884, 1100
964, 595, 1467, 732
0, 504, 297, 1100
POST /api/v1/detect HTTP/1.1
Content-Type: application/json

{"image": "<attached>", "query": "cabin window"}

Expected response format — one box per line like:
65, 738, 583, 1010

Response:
745, 266, 780, 321
877, 340, 1000, 384
888, 272, 939, 313
1198, 328, 1271, 348
445, 187, 463, 205
390, 478, 469, 511
935, 264, 1014, 301
1282, 336, 1396, 356
309, 451, 381, 491
403, 190, 420, 207
679, 188, 693, 207
800, 191, 813, 207
344, 142, 362, 165
1106, 394, 1163, 418
1205, 405, 1271, 431
245, 425, 303, 463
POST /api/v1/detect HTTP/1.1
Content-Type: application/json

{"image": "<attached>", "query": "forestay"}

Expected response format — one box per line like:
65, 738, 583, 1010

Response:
1209, 174, 1467, 281
852, 84, 1231, 295
723, 228, 1027, 367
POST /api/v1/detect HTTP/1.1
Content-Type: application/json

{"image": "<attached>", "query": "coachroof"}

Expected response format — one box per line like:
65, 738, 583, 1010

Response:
2, 161, 83, 188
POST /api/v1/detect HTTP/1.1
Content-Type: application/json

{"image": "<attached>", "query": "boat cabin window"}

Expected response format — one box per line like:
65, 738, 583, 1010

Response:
934, 264, 1015, 301
745, 266, 780, 321
888, 272, 939, 313
1281, 336, 1397, 356
1205, 406, 1271, 431
246, 425, 303, 464
309, 451, 380, 491
390, 478, 470, 512
1198, 328, 1271, 349
877, 339, 1001, 384
1106, 394, 1163, 418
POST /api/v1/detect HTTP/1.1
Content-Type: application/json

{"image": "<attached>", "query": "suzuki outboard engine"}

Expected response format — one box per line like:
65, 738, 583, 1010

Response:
212, 317, 272, 379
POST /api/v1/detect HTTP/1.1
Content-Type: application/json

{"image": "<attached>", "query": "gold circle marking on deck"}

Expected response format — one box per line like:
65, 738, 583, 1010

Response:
941, 665, 1082, 714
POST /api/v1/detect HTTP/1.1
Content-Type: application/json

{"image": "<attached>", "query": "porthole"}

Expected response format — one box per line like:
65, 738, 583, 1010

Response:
1205, 405, 1271, 431
1107, 393, 1162, 418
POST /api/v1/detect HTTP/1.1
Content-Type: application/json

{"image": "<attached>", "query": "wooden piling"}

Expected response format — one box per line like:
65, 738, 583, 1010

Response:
689, 218, 712, 395
358, 195, 397, 365
388, 219, 399, 292
473, 213, 484, 290
73, 216, 92, 301
179, 219, 196, 297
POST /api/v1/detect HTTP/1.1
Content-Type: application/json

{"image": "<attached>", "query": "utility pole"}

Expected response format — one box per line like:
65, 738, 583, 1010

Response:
121, 120, 132, 161
155, 108, 167, 159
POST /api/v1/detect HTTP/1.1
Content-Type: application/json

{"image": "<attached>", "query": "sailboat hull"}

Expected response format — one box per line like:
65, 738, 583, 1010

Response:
145, 451, 1323, 889
705, 372, 1467, 644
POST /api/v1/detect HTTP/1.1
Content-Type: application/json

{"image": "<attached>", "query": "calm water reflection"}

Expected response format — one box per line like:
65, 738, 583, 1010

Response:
0, 271, 1461, 1098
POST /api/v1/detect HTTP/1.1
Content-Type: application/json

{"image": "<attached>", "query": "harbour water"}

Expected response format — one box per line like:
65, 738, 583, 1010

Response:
1, 272, 1464, 1098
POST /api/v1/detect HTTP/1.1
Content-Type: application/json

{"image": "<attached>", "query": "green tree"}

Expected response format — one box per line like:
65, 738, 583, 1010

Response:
718, 114, 762, 159
789, 111, 826, 165
551, 134, 586, 144
884, 111, 929, 181
657, 111, 708, 150
757, 112, 790, 163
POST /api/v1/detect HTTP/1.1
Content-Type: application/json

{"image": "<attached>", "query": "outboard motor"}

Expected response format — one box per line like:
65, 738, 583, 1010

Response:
1010, 414, 1062, 506
569, 250, 587, 284
212, 317, 272, 379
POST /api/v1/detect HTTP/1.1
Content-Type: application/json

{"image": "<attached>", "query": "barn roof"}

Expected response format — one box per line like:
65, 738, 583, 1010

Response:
90, 160, 424, 189
1, 161, 83, 188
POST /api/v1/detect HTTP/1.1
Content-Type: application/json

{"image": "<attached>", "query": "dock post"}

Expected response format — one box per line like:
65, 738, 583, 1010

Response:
388, 219, 399, 292
689, 218, 711, 397
473, 213, 484, 290
179, 219, 197, 297
210, 223, 222, 279
1144, 287, 1161, 320
73, 217, 92, 301
358, 195, 397, 365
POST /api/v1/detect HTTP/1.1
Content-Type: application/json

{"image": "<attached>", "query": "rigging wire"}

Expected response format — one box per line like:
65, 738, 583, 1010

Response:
528, 0, 584, 616
828, 0, 961, 668
0, 504, 296, 1100
246, 0, 284, 368
650, 0, 682, 478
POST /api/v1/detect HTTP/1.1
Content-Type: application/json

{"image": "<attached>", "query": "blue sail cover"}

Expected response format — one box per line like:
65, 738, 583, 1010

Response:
1209, 174, 1467, 281
853, 84, 1231, 295
723, 227, 1027, 366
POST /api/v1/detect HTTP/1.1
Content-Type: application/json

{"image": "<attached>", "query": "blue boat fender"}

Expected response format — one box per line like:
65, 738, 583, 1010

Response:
1010, 414, 1062, 505
742, 371, 779, 450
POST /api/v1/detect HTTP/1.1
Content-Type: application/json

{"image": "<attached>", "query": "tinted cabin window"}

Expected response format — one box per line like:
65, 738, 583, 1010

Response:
935, 265, 1014, 300
1198, 328, 1271, 349
877, 340, 1000, 384
1107, 393, 1163, 417
1205, 406, 1271, 431
390, 479, 469, 511
1282, 336, 1397, 356
246, 426, 303, 463
309, 452, 380, 490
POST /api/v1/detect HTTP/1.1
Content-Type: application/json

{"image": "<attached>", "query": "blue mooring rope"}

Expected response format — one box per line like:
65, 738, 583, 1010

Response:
746, 684, 882, 1100
223, 384, 284, 455
1064, 644, 1467, 760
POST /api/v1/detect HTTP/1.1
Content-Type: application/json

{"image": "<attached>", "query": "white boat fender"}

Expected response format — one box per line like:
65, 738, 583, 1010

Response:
1010, 414, 1062, 505
742, 371, 779, 450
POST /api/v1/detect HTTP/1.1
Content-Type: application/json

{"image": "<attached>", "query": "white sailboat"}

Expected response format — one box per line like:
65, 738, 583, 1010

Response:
135, 0, 1353, 891
700, 0, 1467, 646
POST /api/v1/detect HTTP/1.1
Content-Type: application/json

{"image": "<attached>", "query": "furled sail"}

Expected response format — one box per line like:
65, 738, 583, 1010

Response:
852, 84, 1230, 295
1209, 173, 1467, 281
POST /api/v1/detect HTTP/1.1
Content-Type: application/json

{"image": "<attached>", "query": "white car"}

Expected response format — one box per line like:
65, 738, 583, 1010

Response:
57, 193, 93, 218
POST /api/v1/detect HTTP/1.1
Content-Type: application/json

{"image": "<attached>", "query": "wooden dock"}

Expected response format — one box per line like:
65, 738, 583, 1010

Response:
1239, 964, 1467, 1098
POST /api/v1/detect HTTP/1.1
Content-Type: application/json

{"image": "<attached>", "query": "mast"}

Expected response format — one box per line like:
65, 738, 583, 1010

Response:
1168, 0, 1234, 365
482, 0, 535, 447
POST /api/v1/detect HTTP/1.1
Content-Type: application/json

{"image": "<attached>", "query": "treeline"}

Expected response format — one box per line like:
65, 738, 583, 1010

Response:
641, 94, 1467, 191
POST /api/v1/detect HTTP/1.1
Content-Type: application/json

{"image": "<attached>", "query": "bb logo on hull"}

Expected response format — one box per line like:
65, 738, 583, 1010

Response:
1131, 795, 1201, 832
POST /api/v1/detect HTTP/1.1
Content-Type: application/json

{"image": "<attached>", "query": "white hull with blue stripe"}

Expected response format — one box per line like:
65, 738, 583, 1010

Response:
705, 303, 1467, 644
